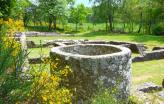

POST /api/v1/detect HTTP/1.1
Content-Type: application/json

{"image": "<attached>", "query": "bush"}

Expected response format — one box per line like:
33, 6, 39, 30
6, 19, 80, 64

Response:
0, 18, 24, 75
26, 62, 72, 104
152, 23, 164, 36
0, 18, 27, 103
0, 19, 70, 104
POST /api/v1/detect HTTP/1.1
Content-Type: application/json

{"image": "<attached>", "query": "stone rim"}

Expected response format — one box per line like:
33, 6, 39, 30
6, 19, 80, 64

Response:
51, 44, 131, 59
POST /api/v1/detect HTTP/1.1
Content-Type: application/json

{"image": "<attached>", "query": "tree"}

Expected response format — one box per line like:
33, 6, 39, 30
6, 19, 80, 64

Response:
0, 0, 16, 19
38, 0, 69, 30
70, 4, 88, 31
92, 0, 122, 32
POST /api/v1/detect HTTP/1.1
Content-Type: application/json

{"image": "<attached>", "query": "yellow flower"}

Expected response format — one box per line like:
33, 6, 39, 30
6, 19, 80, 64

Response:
49, 101, 53, 104
42, 96, 47, 101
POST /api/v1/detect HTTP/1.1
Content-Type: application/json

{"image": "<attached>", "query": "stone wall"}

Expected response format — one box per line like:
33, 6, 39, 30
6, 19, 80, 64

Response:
41, 39, 146, 55
132, 49, 164, 62
15, 32, 27, 50
152, 46, 164, 51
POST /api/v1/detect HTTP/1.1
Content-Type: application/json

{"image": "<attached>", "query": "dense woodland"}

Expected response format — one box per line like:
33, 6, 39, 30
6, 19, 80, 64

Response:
0, 0, 163, 35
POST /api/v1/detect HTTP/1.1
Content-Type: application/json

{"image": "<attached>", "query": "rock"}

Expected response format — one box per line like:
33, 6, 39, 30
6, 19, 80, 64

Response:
15, 32, 29, 77
28, 57, 43, 64
84, 40, 109, 44
46, 42, 67, 47
138, 82, 163, 93
109, 41, 147, 55
157, 91, 164, 98
51, 44, 132, 102
132, 49, 164, 62
43, 40, 148, 57
153, 46, 164, 51
26, 40, 36, 48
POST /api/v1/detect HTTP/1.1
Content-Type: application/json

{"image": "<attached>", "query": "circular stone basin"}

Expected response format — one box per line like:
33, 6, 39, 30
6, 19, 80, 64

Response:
50, 44, 131, 101
60, 45, 121, 56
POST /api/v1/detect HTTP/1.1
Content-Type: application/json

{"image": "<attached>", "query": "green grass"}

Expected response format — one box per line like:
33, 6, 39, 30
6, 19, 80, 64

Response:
132, 59, 164, 102
132, 59, 164, 86
28, 48, 50, 58
27, 31, 164, 48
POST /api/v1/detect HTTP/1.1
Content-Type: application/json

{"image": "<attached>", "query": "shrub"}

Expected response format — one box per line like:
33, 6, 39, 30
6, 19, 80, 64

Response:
0, 18, 27, 103
152, 23, 164, 36
0, 18, 24, 75
27, 69, 72, 104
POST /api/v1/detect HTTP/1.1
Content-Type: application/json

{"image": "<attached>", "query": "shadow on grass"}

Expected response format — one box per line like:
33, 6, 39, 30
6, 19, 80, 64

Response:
26, 26, 65, 33
77, 30, 112, 37
65, 31, 81, 34
26, 26, 51, 32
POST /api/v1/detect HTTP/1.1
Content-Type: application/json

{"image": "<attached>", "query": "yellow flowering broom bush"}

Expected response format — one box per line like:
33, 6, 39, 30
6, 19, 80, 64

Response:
0, 18, 72, 104
0, 18, 24, 74
25, 58, 73, 104
0, 18, 26, 103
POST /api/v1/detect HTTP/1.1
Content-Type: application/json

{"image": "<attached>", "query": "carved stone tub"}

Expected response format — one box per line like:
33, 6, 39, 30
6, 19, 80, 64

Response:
50, 44, 131, 102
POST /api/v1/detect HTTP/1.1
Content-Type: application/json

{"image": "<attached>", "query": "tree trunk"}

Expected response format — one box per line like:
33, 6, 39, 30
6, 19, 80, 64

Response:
49, 16, 52, 30
138, 12, 143, 33
106, 20, 108, 32
131, 22, 134, 32
53, 16, 57, 30
148, 21, 151, 34
112, 9, 115, 30
75, 23, 78, 32
108, 15, 113, 32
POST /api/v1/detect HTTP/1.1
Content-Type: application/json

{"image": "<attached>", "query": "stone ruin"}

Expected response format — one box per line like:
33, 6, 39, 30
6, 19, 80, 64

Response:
50, 44, 132, 102
132, 49, 164, 62
15, 32, 28, 71
16, 33, 164, 103
27, 39, 164, 64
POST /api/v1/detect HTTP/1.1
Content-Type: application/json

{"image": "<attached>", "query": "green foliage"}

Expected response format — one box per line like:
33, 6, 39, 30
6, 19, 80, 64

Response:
0, 18, 25, 75
39, 0, 68, 17
91, 88, 141, 104
0, 18, 28, 103
0, 0, 16, 19
70, 4, 89, 31
0, 74, 31, 103
91, 89, 117, 104
12, 0, 32, 19
38, 0, 69, 30
152, 23, 164, 35
0, 35, 72, 103
91, 0, 164, 34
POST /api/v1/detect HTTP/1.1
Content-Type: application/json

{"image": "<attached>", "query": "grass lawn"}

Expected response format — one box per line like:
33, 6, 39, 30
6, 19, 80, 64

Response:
27, 31, 164, 88
28, 48, 50, 58
132, 59, 164, 86
27, 31, 164, 47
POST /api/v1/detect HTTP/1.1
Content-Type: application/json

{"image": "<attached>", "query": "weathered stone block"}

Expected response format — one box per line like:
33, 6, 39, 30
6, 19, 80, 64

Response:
152, 46, 164, 51
50, 44, 132, 102
109, 41, 146, 55
138, 82, 163, 93
132, 49, 164, 62
26, 40, 36, 48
